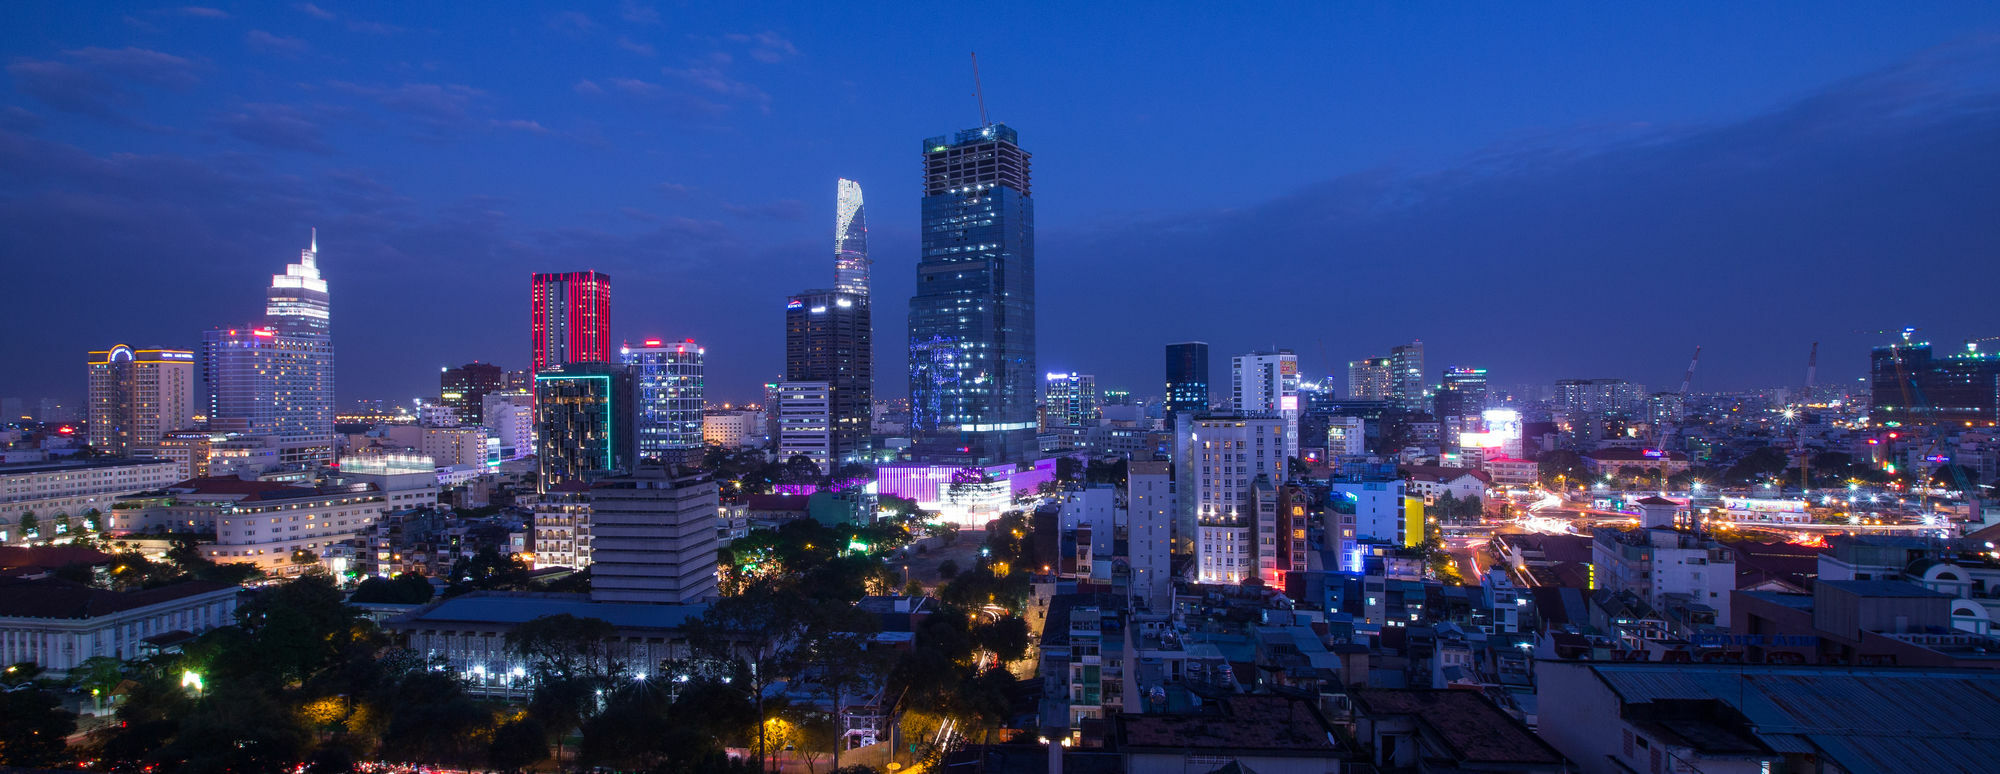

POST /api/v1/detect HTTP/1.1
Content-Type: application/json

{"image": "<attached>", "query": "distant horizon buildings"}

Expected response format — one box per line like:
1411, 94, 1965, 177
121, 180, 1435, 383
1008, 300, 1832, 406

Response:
440, 361, 504, 424
86, 345, 196, 459
1869, 340, 2000, 428
909, 123, 1036, 466
530, 271, 612, 374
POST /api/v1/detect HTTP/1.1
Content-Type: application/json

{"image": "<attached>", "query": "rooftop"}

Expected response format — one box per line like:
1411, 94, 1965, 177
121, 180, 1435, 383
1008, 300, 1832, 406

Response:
1819, 580, 1951, 598
393, 591, 708, 630
0, 578, 236, 619
1116, 695, 1341, 754
1351, 689, 1564, 765
0, 458, 177, 476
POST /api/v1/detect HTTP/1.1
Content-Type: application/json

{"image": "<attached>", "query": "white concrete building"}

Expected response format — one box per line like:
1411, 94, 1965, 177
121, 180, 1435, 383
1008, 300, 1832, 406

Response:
0, 578, 240, 674
1187, 414, 1287, 585
0, 459, 181, 544
1126, 461, 1174, 612
775, 381, 834, 475
1591, 498, 1736, 629
481, 391, 535, 459
421, 426, 491, 469
702, 410, 762, 448
531, 484, 593, 570
1231, 351, 1300, 462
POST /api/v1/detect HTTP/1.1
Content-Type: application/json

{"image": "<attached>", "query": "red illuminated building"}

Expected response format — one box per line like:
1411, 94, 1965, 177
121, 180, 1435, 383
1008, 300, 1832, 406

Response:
530, 271, 612, 373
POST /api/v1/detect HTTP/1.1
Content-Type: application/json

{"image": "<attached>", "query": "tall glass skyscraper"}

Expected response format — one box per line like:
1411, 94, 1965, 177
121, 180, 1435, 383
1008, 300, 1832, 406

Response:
202, 231, 334, 466
834, 178, 870, 298
908, 123, 1035, 465
621, 339, 705, 460
1165, 341, 1210, 417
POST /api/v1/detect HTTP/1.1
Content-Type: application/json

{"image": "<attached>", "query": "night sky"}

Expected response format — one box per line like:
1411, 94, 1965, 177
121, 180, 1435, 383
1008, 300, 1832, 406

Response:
4, 2, 1999, 407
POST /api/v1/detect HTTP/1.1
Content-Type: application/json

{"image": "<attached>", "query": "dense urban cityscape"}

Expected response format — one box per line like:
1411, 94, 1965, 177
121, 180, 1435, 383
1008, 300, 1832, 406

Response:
5, 4, 2000, 774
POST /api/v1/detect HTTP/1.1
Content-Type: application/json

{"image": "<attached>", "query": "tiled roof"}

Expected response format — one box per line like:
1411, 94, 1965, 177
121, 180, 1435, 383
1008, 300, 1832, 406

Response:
0, 578, 235, 619
1117, 695, 1340, 753
0, 545, 114, 571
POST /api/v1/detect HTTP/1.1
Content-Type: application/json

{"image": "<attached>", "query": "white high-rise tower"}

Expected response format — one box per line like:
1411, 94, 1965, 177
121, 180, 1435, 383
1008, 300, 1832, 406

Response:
834, 178, 869, 297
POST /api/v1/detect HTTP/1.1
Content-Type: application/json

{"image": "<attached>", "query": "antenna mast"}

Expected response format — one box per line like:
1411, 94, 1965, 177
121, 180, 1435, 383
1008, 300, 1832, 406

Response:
971, 52, 990, 127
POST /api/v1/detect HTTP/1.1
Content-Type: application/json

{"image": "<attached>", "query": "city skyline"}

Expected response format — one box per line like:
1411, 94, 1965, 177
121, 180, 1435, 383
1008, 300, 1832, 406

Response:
5, 5, 2000, 406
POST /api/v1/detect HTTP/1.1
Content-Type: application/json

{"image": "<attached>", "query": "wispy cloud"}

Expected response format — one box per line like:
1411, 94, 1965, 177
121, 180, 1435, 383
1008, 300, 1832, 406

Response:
247, 30, 311, 57
296, 2, 335, 20
617, 36, 655, 57
722, 199, 805, 221
175, 6, 229, 19
549, 11, 596, 35
491, 118, 551, 135
5, 47, 199, 127
329, 81, 486, 132
214, 103, 333, 154
724, 31, 798, 63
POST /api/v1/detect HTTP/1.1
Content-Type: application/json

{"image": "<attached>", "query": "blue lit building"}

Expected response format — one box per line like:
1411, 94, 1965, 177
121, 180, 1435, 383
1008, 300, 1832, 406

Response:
1165, 341, 1210, 418
908, 123, 1035, 465
620, 339, 705, 461
534, 364, 637, 492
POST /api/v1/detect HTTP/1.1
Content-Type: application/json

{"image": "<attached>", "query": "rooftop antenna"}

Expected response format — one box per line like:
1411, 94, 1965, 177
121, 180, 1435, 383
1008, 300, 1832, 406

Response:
971, 52, 990, 127
310, 226, 317, 254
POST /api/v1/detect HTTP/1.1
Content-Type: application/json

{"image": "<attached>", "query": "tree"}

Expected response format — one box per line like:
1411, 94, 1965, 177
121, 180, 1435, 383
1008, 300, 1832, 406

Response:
1537, 451, 1588, 488
937, 559, 960, 580
972, 616, 1030, 664
507, 614, 621, 684
687, 582, 809, 772
350, 573, 434, 605
487, 717, 549, 773
378, 671, 489, 768
17, 511, 37, 539
0, 688, 76, 767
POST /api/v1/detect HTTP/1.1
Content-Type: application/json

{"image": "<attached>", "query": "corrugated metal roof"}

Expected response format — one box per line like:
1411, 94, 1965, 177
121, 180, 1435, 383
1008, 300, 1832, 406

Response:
1591, 664, 2000, 774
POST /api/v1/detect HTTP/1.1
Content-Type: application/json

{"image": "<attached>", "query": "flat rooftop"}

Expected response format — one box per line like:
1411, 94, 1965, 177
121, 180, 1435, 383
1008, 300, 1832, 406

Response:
393, 591, 708, 631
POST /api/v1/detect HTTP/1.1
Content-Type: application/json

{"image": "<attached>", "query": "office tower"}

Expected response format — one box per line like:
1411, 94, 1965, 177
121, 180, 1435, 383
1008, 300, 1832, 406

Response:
1348, 357, 1393, 400
908, 123, 1035, 465
1043, 373, 1100, 429
534, 364, 637, 492
621, 339, 705, 461
1233, 350, 1300, 462
785, 289, 871, 465
1183, 413, 1287, 585
1165, 342, 1211, 416
1435, 366, 1489, 446
87, 345, 196, 458
1389, 339, 1426, 412
1870, 341, 2000, 428
1556, 378, 1641, 418
774, 380, 834, 474
834, 178, 870, 298
202, 232, 334, 466
589, 465, 721, 603
440, 362, 504, 424
530, 271, 612, 373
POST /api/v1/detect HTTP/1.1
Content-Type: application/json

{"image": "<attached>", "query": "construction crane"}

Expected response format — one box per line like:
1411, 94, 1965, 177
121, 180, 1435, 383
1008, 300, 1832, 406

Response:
1652, 345, 1702, 492
1965, 335, 2000, 354
1793, 342, 1817, 493
970, 52, 989, 127
1854, 326, 1920, 341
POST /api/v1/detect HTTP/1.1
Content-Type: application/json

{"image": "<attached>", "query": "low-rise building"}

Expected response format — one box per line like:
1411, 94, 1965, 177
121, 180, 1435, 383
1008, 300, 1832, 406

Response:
1114, 694, 1349, 773
1, 459, 181, 544
1349, 689, 1566, 773
384, 591, 705, 696
115, 477, 395, 576
0, 577, 239, 673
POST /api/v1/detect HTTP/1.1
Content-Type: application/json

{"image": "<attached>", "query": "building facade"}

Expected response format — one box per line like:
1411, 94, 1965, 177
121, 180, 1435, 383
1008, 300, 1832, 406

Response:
1184, 414, 1288, 585
589, 466, 720, 603
1389, 339, 1426, 412
530, 271, 612, 374
0, 459, 181, 544
1870, 341, 2000, 428
534, 365, 638, 492
908, 124, 1036, 465
785, 290, 871, 465
1165, 342, 1210, 417
1348, 357, 1393, 401
87, 345, 196, 459
440, 362, 504, 424
1232, 351, 1300, 462
774, 381, 834, 474
0, 579, 240, 674
621, 339, 705, 460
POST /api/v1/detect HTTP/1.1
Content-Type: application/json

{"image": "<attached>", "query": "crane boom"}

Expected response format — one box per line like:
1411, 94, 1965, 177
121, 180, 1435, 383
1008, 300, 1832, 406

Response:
970, 52, 989, 127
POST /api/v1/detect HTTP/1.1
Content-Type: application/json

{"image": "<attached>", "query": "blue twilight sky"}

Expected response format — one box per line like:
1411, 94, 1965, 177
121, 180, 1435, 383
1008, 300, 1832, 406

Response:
3, 2, 1999, 406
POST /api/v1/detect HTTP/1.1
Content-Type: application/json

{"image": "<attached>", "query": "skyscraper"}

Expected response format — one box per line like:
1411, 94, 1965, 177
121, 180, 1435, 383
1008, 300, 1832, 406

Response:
785, 289, 871, 465
530, 271, 612, 373
621, 339, 705, 461
202, 232, 334, 466
1165, 342, 1210, 417
834, 178, 870, 298
534, 364, 637, 492
1390, 339, 1426, 412
775, 380, 834, 473
440, 362, 504, 424
1233, 350, 1300, 462
1435, 367, 1489, 422
909, 123, 1035, 465
87, 345, 196, 458
1181, 413, 1287, 585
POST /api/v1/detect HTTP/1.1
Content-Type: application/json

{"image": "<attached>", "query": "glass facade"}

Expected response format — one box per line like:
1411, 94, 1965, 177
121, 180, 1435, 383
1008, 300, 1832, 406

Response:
201, 232, 334, 466
834, 178, 870, 298
620, 341, 705, 457
533, 365, 637, 491
786, 290, 871, 465
909, 124, 1035, 465
1165, 341, 1210, 417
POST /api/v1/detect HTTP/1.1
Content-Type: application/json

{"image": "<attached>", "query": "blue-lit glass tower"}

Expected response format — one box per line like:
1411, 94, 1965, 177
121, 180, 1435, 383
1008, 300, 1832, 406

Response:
909, 124, 1035, 465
